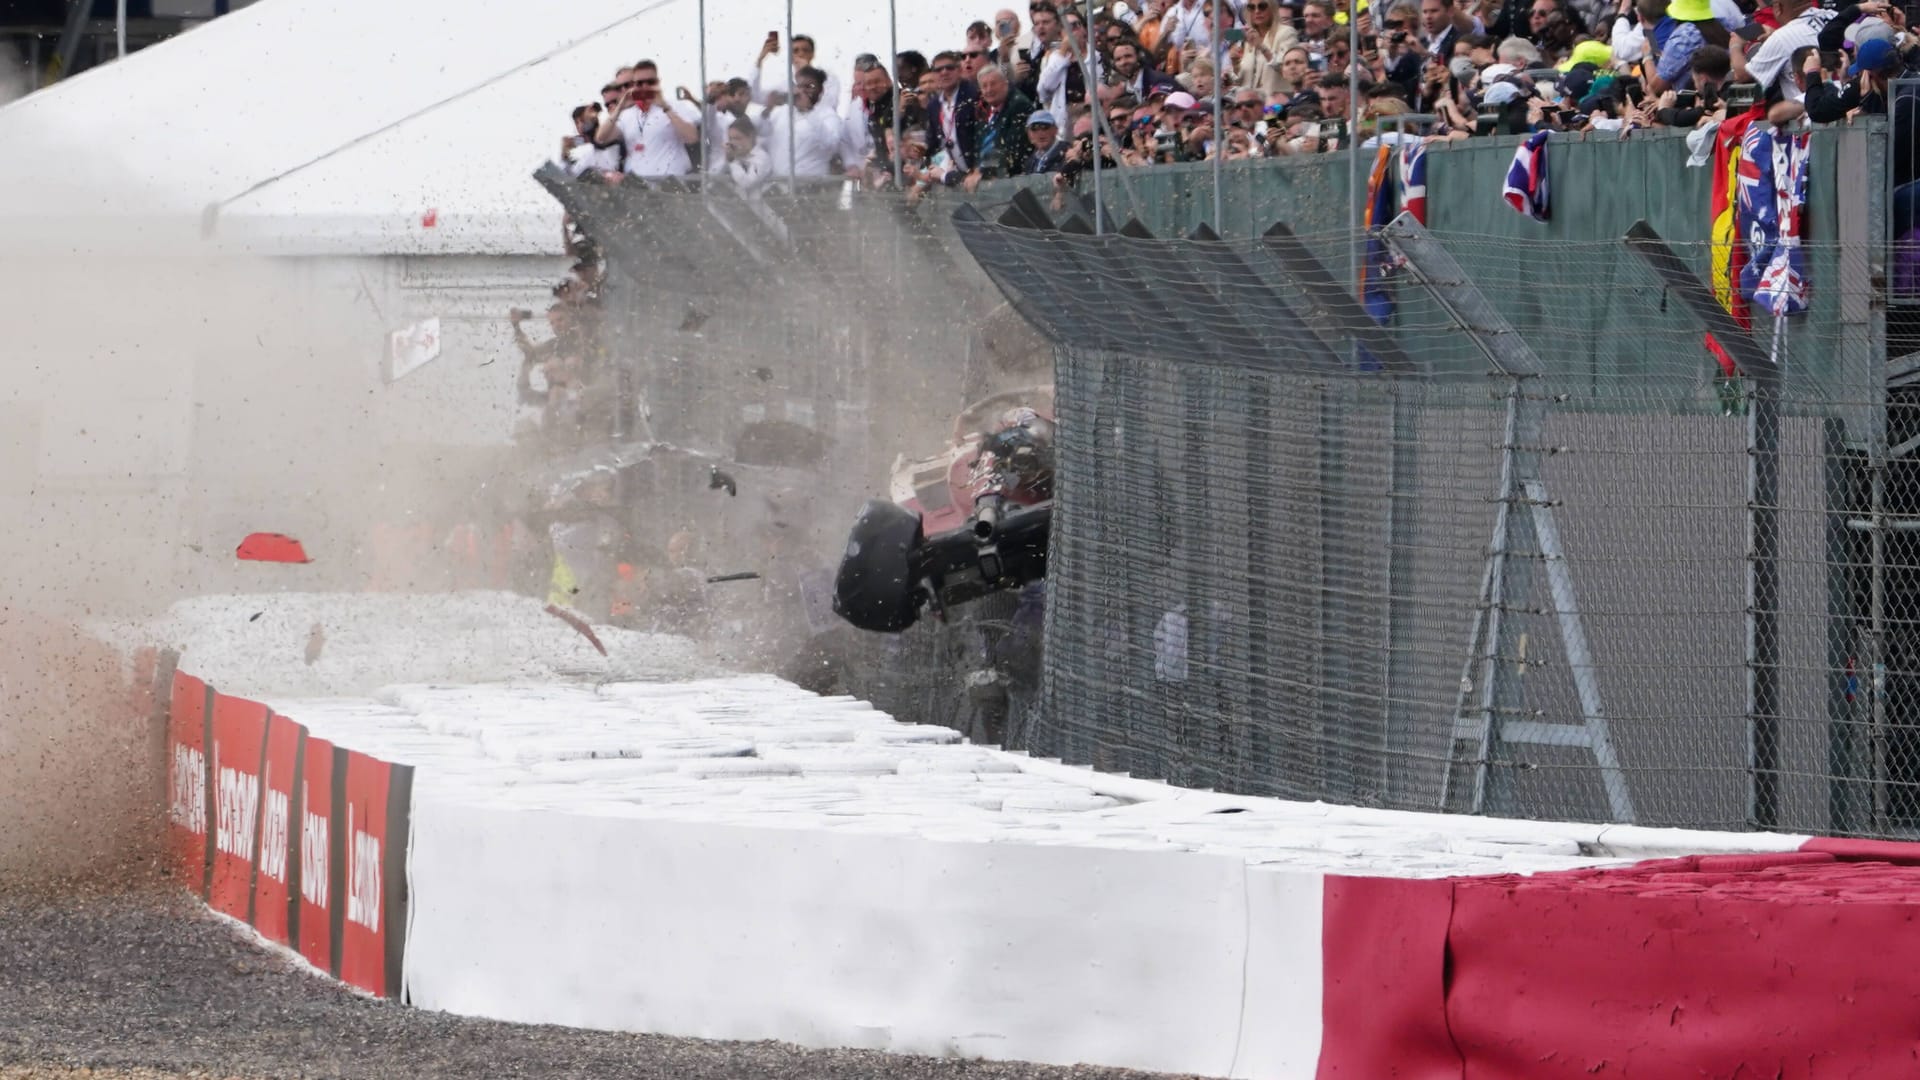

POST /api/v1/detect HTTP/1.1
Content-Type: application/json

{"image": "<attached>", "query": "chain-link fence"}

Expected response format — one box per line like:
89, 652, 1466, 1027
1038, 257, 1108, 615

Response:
954, 197, 1902, 837
536, 116, 1920, 838
533, 168, 1048, 742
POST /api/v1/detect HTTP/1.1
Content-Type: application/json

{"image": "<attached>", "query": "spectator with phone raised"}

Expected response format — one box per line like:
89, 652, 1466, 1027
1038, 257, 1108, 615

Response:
1235, 0, 1304, 95
594, 59, 699, 180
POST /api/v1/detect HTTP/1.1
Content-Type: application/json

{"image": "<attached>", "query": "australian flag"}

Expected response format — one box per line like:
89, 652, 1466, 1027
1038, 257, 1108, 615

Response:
1502, 130, 1550, 222
1361, 142, 1426, 320
1737, 124, 1811, 317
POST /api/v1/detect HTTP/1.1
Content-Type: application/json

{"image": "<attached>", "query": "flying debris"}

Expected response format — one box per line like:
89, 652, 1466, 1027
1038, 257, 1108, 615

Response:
236, 532, 311, 563
708, 466, 738, 497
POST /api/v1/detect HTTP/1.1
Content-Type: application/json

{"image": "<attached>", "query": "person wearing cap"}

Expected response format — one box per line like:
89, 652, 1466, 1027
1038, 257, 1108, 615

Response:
1806, 32, 1911, 120
1649, 0, 1732, 92
1023, 110, 1071, 172
1557, 38, 1614, 70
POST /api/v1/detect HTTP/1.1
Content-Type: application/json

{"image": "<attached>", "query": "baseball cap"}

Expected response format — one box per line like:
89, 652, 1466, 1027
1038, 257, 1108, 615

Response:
1667, 0, 1713, 20
1285, 89, 1320, 114
1164, 90, 1198, 110
1482, 61, 1518, 82
1481, 80, 1526, 106
1850, 36, 1899, 75
1027, 110, 1058, 127
1556, 63, 1598, 100
1849, 17, 1898, 47
1556, 40, 1614, 71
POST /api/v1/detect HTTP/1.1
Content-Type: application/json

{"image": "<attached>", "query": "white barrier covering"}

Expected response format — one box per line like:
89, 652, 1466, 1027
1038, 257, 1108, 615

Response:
260, 673, 1807, 1078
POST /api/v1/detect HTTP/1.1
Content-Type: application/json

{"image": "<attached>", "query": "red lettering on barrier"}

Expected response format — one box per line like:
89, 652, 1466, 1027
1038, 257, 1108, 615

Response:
297, 734, 336, 975
338, 750, 393, 996
166, 672, 210, 894
250, 713, 302, 945
206, 693, 269, 920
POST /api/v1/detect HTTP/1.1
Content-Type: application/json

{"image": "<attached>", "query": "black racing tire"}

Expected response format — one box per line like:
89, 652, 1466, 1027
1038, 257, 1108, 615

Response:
832, 499, 926, 633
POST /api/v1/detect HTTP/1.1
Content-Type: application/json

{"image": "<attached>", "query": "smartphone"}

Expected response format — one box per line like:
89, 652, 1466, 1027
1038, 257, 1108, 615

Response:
1735, 20, 1766, 40
1225, 28, 1247, 44
997, 17, 1016, 35
1676, 88, 1698, 107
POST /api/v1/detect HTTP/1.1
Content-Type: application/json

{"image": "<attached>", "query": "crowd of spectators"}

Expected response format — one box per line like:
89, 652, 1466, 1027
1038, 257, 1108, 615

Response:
552, 0, 1920, 202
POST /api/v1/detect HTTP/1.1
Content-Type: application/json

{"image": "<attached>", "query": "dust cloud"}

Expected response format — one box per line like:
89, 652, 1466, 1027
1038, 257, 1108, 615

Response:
0, 226, 513, 885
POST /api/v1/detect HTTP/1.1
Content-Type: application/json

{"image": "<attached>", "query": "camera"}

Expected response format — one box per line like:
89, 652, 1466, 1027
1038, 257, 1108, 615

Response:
1154, 128, 1179, 154
1676, 89, 1697, 108
1722, 81, 1761, 109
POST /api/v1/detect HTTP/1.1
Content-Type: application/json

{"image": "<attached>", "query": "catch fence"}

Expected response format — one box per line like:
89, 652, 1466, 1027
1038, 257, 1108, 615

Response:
544, 116, 1918, 837
954, 190, 1898, 837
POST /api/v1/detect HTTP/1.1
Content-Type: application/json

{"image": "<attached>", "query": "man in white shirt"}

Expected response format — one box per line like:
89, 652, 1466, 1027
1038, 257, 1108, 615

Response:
702, 77, 752, 174
757, 66, 843, 179
1744, 0, 1835, 99
722, 117, 774, 192
594, 60, 700, 179
751, 32, 844, 111
1160, 0, 1213, 61
562, 104, 622, 176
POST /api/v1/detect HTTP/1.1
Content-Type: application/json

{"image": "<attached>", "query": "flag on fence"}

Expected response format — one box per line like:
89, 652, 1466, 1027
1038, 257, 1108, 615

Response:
1737, 123, 1812, 317
1361, 142, 1400, 329
1705, 106, 1762, 376
1400, 138, 1428, 225
1502, 131, 1550, 222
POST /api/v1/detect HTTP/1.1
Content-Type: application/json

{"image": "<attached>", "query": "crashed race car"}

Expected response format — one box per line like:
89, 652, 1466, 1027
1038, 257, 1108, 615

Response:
833, 388, 1055, 633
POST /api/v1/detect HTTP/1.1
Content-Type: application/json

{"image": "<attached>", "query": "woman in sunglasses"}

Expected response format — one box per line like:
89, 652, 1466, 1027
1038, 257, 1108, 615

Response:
1235, 0, 1305, 94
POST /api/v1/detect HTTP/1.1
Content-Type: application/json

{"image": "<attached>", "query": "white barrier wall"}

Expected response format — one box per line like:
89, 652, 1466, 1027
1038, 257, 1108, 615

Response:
406, 798, 1326, 1077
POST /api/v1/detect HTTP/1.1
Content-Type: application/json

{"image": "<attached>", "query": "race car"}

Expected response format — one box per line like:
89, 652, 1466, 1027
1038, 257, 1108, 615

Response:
832, 388, 1055, 634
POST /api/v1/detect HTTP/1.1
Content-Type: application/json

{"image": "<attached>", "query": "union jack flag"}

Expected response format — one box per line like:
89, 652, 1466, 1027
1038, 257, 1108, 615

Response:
1737, 123, 1811, 317
1502, 131, 1550, 222
1400, 139, 1428, 225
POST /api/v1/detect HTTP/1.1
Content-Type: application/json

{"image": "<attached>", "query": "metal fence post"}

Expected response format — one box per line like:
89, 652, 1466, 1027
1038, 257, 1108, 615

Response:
697, 0, 708, 195
786, 0, 797, 181
1748, 317, 1785, 830
1088, 0, 1103, 234
891, 0, 903, 187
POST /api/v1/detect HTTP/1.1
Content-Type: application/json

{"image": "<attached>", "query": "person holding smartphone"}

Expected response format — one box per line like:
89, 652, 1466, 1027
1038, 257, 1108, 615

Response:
593, 60, 699, 179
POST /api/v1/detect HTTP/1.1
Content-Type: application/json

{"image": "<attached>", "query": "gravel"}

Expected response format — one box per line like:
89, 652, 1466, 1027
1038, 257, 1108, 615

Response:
0, 882, 1193, 1080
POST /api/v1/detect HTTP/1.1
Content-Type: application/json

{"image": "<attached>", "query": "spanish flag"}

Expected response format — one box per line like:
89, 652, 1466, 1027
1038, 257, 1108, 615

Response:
1707, 106, 1763, 376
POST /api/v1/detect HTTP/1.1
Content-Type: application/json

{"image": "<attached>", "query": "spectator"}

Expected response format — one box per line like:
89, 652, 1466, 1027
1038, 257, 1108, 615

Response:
701, 77, 752, 174
1235, 0, 1304, 95
1744, 0, 1835, 98
759, 65, 843, 178
1107, 40, 1181, 102
1422, 0, 1466, 62
1181, 57, 1220, 99
752, 32, 843, 109
896, 49, 932, 94
963, 23, 996, 79
1018, 2, 1067, 98
722, 115, 773, 191
1650, 0, 1733, 93
594, 60, 700, 180
562, 104, 621, 176
1653, 42, 1732, 124
930, 50, 984, 174
1807, 33, 1908, 121
1159, 0, 1214, 67
989, 8, 1029, 70
1301, 0, 1338, 60
1035, 10, 1089, 122
965, 64, 1038, 190
1025, 110, 1071, 172
842, 57, 888, 179
1276, 45, 1316, 93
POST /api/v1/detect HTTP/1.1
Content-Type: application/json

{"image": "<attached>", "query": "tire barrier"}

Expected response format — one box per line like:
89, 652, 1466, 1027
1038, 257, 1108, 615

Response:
158, 668, 1920, 1075
165, 671, 411, 997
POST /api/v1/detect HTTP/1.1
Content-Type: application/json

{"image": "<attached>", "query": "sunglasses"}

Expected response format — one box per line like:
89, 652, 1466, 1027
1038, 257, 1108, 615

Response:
933, 63, 958, 72
1247, 1, 1272, 7
633, 77, 660, 86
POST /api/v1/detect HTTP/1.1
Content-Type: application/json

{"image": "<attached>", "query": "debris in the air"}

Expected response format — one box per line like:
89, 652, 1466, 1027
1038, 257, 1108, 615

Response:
708, 466, 738, 497
248, 612, 264, 622
750, 366, 774, 382
544, 603, 608, 656
706, 571, 761, 584
680, 305, 709, 332
304, 623, 326, 666
236, 532, 311, 563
